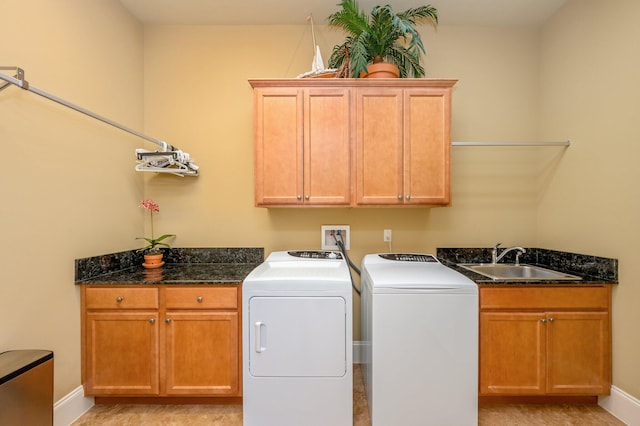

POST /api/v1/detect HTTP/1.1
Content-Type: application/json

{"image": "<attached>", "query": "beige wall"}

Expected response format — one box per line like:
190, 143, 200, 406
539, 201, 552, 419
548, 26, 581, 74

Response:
0, 1, 144, 400
2, 0, 637, 405
538, 0, 640, 398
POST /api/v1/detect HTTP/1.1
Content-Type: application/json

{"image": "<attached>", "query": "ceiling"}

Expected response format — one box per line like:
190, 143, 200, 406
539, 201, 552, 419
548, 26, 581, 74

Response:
119, 0, 567, 27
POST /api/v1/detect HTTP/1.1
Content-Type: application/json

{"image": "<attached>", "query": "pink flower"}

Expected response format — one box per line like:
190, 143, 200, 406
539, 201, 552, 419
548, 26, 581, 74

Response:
140, 199, 160, 212
137, 199, 174, 254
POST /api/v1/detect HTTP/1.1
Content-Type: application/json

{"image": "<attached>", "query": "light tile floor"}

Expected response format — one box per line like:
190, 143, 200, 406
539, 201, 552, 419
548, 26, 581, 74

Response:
73, 365, 625, 426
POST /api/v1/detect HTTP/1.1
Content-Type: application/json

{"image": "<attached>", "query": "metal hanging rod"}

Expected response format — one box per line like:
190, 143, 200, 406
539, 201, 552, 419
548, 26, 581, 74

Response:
0, 66, 198, 176
452, 141, 570, 147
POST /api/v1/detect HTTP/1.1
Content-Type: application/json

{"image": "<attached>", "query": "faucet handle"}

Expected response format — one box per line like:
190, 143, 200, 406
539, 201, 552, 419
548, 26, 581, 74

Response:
494, 242, 502, 249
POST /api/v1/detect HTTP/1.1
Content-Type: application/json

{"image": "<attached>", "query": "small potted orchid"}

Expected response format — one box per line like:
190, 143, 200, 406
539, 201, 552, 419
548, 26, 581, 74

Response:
137, 199, 175, 268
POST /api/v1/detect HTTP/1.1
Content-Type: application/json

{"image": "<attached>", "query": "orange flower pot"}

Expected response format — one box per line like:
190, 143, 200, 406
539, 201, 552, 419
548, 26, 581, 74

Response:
143, 253, 164, 269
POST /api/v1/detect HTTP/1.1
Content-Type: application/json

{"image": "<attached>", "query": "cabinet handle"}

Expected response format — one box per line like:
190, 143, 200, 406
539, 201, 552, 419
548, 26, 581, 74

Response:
540, 318, 547, 324
305, 195, 310, 200
406, 195, 411, 201
398, 195, 403, 200
116, 296, 123, 303
297, 195, 302, 200
197, 296, 203, 303
149, 318, 156, 324
548, 317, 555, 323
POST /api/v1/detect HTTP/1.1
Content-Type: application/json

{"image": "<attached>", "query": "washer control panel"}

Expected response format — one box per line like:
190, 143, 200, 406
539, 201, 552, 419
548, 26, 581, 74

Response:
288, 250, 343, 260
378, 253, 438, 262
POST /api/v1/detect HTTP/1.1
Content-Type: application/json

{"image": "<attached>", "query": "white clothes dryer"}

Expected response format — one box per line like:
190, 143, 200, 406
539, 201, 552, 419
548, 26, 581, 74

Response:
243, 250, 353, 426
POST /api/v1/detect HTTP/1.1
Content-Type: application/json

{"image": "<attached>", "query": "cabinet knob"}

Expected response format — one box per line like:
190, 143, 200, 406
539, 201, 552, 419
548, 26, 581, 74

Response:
398, 195, 403, 200
165, 318, 172, 324
116, 296, 123, 303
297, 195, 302, 200
305, 195, 310, 200
149, 318, 156, 324
540, 318, 547, 324
548, 317, 555, 323
197, 296, 203, 303
406, 195, 411, 201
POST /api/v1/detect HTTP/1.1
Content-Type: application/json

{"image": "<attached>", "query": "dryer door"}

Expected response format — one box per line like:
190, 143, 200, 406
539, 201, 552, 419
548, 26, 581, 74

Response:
248, 296, 347, 377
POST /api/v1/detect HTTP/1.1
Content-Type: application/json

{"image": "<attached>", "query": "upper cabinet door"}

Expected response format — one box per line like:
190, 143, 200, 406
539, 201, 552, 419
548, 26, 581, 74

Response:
254, 87, 304, 206
403, 88, 451, 205
304, 89, 351, 206
355, 88, 404, 205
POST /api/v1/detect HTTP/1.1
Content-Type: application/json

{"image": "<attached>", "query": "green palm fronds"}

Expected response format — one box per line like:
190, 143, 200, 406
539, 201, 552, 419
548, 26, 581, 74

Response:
327, 0, 438, 78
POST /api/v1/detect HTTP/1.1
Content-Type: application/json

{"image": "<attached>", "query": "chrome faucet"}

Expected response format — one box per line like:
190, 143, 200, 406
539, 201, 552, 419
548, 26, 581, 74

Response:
492, 243, 526, 265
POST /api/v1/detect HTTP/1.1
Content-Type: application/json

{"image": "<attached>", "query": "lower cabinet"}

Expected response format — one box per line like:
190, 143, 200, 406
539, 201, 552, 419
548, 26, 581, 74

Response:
479, 285, 611, 397
81, 285, 241, 397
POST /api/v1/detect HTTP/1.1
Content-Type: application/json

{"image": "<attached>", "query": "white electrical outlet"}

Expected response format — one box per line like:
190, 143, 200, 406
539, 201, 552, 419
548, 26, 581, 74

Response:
384, 229, 392, 242
321, 225, 350, 250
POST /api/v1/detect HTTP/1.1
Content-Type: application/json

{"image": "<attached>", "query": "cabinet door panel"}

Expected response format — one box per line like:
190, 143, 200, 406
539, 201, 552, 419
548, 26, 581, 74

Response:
85, 312, 159, 395
164, 312, 239, 396
254, 88, 303, 205
356, 88, 403, 204
304, 89, 351, 205
480, 312, 545, 395
546, 311, 610, 395
404, 89, 450, 204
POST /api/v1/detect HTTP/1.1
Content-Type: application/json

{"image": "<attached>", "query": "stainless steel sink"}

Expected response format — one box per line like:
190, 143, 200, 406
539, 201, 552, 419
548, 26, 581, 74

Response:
458, 263, 582, 281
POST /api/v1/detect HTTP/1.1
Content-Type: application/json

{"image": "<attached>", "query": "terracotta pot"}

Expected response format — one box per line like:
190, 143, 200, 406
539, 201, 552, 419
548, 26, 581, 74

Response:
143, 253, 164, 269
363, 62, 399, 78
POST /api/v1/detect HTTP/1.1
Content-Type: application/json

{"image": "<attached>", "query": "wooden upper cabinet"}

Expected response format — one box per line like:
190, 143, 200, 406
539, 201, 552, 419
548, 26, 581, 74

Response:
250, 79, 456, 207
251, 83, 351, 206
355, 86, 452, 206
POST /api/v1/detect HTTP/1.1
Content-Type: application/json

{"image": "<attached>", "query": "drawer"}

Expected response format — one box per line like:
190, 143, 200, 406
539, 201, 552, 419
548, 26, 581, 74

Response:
480, 285, 610, 310
165, 286, 238, 310
85, 287, 159, 310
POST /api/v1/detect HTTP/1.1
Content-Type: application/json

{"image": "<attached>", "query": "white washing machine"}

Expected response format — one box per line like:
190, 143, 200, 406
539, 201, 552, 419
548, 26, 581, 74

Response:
242, 250, 353, 426
361, 253, 478, 426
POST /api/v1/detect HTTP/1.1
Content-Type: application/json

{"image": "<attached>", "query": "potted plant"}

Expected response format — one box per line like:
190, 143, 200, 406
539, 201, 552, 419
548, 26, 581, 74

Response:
327, 0, 438, 78
137, 199, 174, 268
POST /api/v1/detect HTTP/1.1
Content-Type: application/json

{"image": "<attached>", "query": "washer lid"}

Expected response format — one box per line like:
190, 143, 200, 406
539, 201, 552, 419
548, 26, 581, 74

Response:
362, 253, 476, 290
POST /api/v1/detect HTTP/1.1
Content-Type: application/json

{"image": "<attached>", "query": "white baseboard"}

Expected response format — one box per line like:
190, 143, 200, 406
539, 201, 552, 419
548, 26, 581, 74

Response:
54, 385, 94, 426
353, 340, 365, 364
599, 386, 640, 426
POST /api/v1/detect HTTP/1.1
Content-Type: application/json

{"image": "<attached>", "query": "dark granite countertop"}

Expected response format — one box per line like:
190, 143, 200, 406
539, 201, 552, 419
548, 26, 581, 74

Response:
437, 247, 618, 285
75, 248, 263, 285
76, 263, 260, 285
